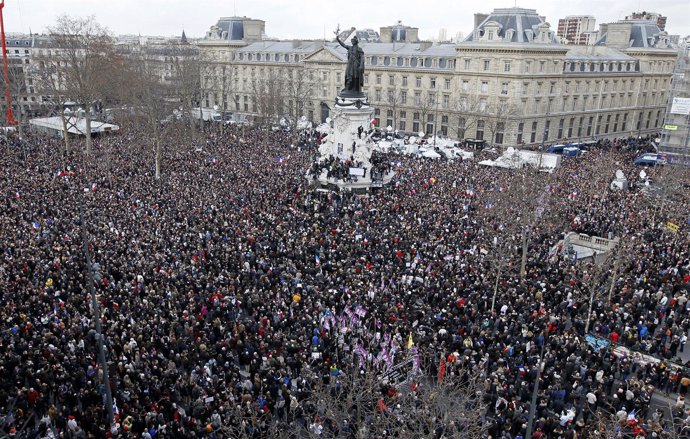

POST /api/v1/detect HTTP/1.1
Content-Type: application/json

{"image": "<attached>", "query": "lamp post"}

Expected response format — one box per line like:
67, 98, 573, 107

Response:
540, 98, 552, 152
637, 91, 649, 141
433, 93, 440, 147
526, 330, 548, 439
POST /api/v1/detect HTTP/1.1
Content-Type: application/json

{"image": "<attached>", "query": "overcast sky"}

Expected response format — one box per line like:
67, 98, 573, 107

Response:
6, 0, 690, 40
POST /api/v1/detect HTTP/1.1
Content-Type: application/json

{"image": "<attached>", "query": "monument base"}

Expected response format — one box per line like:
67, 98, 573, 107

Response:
310, 91, 394, 191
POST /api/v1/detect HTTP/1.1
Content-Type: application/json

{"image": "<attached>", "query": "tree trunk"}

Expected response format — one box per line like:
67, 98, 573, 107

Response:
85, 109, 93, 155
491, 259, 504, 314
60, 109, 71, 153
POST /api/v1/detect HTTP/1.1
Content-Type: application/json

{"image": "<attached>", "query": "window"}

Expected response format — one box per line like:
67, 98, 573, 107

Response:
414, 92, 421, 105
387, 110, 393, 128
376, 74, 382, 85
587, 116, 593, 136
622, 113, 627, 132
483, 60, 490, 71
429, 77, 436, 89
567, 118, 574, 138
416, 77, 422, 87
464, 59, 471, 70
426, 114, 434, 135
428, 93, 436, 105
501, 82, 508, 95
531, 121, 538, 143
458, 118, 466, 138
413, 112, 420, 132
595, 115, 602, 135
544, 120, 550, 142
539, 61, 545, 72
613, 114, 619, 132
374, 108, 381, 126
557, 119, 564, 139
388, 90, 395, 102
481, 81, 488, 93
476, 120, 485, 140
399, 111, 407, 130
604, 115, 610, 133
445, 78, 451, 90
495, 122, 505, 144
522, 82, 529, 95
442, 94, 449, 108
525, 61, 531, 73
577, 117, 583, 138
235, 95, 240, 110
517, 122, 524, 144
375, 90, 382, 101
322, 71, 328, 81
488, 30, 494, 40
402, 76, 408, 87
480, 99, 487, 112
549, 82, 555, 94
389, 75, 395, 86
401, 91, 407, 104
364, 74, 369, 85
462, 80, 469, 92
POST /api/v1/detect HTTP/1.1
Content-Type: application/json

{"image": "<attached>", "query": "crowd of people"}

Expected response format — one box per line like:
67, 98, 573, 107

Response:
1, 124, 689, 439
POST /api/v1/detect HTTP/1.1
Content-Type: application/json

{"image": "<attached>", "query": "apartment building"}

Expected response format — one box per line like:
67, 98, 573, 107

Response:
190, 8, 680, 147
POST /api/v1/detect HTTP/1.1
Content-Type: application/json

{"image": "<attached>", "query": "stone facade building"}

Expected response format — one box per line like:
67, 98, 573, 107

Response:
195, 7, 677, 148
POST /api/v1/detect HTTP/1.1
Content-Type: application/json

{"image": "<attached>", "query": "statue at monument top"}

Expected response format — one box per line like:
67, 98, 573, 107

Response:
335, 25, 365, 96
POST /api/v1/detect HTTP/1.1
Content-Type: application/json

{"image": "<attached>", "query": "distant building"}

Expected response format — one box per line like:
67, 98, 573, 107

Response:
379, 21, 418, 43
557, 15, 596, 45
195, 8, 676, 146
625, 11, 667, 31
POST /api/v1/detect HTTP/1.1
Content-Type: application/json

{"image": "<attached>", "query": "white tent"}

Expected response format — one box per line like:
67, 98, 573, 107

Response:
420, 149, 441, 158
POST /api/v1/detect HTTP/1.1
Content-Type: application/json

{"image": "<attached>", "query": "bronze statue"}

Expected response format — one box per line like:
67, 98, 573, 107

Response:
335, 25, 364, 95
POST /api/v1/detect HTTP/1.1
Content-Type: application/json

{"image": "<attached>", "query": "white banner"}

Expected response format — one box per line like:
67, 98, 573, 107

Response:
670, 97, 690, 115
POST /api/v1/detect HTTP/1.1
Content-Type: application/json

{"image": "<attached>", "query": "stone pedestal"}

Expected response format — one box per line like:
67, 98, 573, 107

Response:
308, 92, 394, 192
318, 94, 374, 167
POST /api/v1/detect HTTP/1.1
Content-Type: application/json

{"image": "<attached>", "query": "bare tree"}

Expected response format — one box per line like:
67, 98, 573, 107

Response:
250, 68, 285, 128
172, 56, 201, 137
283, 66, 314, 133
485, 100, 521, 147
47, 15, 114, 155
121, 49, 174, 180
451, 95, 482, 140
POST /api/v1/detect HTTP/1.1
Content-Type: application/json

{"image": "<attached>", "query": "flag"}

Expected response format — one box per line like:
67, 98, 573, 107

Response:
32, 220, 40, 230
315, 254, 320, 266
438, 357, 446, 383
212, 156, 218, 164
407, 333, 414, 350
276, 156, 285, 165
466, 188, 475, 197
667, 222, 679, 233
91, 183, 97, 191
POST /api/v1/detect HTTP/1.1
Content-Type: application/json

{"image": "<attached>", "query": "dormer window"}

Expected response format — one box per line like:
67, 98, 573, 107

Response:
488, 31, 494, 40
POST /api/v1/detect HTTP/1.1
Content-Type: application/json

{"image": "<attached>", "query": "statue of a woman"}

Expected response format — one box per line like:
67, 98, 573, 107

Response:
335, 27, 365, 95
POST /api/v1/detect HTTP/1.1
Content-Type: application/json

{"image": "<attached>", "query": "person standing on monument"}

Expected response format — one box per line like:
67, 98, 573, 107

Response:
335, 26, 364, 94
